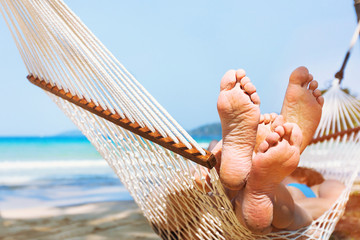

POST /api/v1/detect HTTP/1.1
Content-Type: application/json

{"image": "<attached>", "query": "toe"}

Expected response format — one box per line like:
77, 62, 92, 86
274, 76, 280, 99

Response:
258, 141, 269, 153
271, 115, 285, 131
244, 82, 257, 95
265, 132, 281, 146
240, 76, 251, 89
289, 66, 310, 86
308, 80, 318, 91
283, 123, 302, 146
236, 69, 246, 82
220, 70, 236, 91
282, 123, 294, 142
313, 89, 322, 98
262, 113, 278, 124
259, 115, 265, 124
250, 92, 261, 105
274, 125, 285, 138
262, 113, 271, 124
270, 113, 278, 122
302, 73, 313, 87
308, 74, 314, 82
317, 96, 325, 106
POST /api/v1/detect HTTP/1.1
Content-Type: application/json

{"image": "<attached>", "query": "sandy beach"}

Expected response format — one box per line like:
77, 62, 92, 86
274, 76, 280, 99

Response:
0, 201, 160, 240
1, 193, 360, 240
0, 136, 359, 239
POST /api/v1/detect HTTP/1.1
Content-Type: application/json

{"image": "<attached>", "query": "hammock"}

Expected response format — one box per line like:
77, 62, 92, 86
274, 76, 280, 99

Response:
1, 0, 359, 239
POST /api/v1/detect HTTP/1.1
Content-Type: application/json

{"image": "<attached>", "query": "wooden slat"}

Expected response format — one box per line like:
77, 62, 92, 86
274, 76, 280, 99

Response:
27, 75, 217, 169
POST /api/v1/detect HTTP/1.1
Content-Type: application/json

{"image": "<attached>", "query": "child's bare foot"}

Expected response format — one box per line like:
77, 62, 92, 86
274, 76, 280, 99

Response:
238, 122, 302, 234
281, 66, 324, 152
217, 69, 260, 190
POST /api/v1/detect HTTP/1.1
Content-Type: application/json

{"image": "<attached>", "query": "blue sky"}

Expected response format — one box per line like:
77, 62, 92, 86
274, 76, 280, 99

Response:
0, 0, 359, 136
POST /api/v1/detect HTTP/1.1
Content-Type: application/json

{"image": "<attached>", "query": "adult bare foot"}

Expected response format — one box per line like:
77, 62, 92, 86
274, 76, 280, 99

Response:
238, 122, 302, 234
217, 69, 260, 190
255, 113, 284, 153
198, 114, 283, 199
281, 66, 324, 152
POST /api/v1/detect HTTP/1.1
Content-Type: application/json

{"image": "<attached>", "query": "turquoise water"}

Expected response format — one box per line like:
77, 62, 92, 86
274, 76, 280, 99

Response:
0, 136, 214, 209
0, 137, 109, 185
0, 136, 124, 209
0, 137, 100, 160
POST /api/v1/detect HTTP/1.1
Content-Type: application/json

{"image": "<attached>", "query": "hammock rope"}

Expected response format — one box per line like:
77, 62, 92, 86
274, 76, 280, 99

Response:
0, 0, 217, 167
334, 19, 360, 82
1, 0, 360, 239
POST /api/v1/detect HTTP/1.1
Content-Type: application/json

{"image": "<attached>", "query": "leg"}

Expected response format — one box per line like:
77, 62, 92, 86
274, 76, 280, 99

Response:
237, 122, 302, 233
281, 66, 324, 152
217, 69, 260, 190
294, 179, 345, 220
272, 183, 312, 230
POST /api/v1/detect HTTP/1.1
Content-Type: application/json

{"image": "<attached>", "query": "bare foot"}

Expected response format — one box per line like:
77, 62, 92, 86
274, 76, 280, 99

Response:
238, 122, 302, 234
281, 66, 324, 152
255, 113, 284, 153
217, 69, 260, 190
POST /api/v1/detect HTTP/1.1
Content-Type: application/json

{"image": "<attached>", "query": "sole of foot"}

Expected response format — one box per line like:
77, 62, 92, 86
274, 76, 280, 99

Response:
217, 69, 260, 190
239, 122, 302, 234
281, 66, 324, 152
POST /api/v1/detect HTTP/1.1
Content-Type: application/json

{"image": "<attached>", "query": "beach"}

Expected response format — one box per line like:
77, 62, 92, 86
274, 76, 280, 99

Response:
0, 136, 149, 239
1, 136, 359, 239
0, 201, 159, 240
0, 136, 214, 240
1, 192, 360, 240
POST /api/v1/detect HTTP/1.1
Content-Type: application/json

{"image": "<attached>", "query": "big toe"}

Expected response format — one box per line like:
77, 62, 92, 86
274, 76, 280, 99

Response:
283, 123, 302, 147
220, 70, 236, 91
220, 69, 243, 91
289, 66, 310, 86
271, 115, 285, 131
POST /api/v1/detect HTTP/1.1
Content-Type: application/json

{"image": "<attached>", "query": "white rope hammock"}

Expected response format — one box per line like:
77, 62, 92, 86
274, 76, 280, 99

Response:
1, 0, 360, 239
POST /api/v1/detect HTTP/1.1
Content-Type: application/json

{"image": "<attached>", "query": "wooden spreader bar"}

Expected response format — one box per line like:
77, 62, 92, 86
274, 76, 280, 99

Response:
27, 75, 217, 169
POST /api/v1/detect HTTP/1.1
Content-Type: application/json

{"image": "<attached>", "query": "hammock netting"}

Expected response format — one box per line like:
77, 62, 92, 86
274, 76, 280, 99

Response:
1, 0, 359, 239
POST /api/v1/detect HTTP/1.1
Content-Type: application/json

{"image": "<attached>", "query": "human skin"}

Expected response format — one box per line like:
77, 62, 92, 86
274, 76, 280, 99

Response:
195, 66, 340, 234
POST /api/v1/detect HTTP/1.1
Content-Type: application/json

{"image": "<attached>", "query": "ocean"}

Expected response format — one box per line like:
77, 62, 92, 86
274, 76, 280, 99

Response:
0, 136, 215, 210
